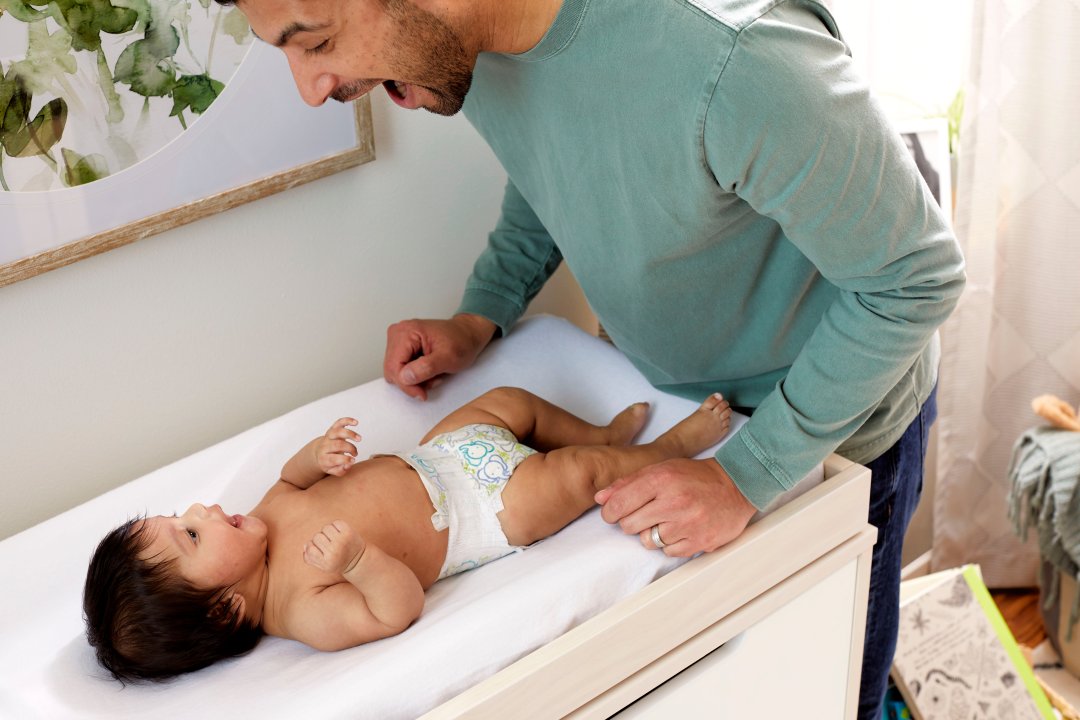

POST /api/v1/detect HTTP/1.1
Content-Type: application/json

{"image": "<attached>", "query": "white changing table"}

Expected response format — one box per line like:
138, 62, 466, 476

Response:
426, 453, 874, 719
0, 315, 873, 719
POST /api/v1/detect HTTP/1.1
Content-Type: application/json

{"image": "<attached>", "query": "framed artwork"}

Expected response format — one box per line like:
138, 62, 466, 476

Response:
0, 0, 374, 288
897, 118, 953, 225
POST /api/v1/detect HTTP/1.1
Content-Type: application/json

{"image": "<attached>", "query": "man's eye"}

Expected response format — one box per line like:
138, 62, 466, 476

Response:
305, 39, 331, 55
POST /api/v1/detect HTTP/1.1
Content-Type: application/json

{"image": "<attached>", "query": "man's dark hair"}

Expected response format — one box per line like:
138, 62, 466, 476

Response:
83, 518, 263, 682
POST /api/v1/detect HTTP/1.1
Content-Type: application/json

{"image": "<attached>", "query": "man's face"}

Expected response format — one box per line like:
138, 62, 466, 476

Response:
240, 0, 476, 115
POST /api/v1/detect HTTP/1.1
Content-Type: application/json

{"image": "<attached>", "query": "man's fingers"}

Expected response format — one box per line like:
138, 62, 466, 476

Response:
400, 355, 438, 386
387, 350, 441, 400
398, 382, 428, 401
594, 475, 629, 505
383, 323, 424, 381
603, 459, 756, 556
638, 524, 671, 550
598, 470, 658, 524
617, 501, 667, 537
659, 538, 698, 558
638, 524, 703, 557
383, 317, 493, 400
383, 322, 444, 386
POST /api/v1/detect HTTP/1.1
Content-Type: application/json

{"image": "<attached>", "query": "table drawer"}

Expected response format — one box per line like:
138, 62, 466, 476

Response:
613, 558, 859, 718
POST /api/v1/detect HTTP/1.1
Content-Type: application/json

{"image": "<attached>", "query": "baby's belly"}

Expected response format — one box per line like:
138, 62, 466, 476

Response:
278, 457, 448, 587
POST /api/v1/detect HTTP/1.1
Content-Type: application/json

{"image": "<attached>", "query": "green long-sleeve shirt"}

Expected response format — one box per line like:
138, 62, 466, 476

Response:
457, 0, 966, 508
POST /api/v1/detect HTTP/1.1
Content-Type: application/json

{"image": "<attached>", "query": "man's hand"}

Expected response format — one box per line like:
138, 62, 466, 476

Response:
312, 417, 361, 476
383, 314, 497, 400
304, 520, 367, 576
594, 458, 756, 556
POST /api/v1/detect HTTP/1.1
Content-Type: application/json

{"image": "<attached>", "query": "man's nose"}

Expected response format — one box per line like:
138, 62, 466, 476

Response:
287, 56, 334, 106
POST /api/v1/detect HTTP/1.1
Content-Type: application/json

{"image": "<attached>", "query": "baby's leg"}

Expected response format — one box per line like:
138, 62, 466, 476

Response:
498, 394, 731, 546
420, 386, 648, 451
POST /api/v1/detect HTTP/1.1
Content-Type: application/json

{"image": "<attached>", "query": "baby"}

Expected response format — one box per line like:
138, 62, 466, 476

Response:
84, 386, 731, 681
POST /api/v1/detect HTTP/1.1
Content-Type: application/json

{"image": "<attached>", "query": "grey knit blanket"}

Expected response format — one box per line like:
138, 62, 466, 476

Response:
1008, 426, 1080, 638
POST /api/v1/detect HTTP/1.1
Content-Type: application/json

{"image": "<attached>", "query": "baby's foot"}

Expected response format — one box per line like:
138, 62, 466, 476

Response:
655, 394, 732, 457
606, 402, 650, 445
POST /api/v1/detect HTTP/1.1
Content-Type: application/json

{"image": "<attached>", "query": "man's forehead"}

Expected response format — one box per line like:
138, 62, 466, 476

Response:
238, 0, 332, 45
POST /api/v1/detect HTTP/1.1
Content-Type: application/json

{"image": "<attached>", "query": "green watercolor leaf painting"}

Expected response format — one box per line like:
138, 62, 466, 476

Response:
0, 0, 252, 191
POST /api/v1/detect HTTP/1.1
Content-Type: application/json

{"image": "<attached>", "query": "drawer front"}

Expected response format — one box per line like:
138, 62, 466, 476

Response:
612, 558, 858, 718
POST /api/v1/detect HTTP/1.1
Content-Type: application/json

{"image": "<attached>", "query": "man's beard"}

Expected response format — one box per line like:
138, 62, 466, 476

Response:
420, 73, 473, 117
337, 0, 474, 115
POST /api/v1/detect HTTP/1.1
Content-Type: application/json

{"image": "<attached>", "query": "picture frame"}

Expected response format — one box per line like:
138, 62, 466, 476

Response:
897, 117, 953, 225
0, 42, 374, 289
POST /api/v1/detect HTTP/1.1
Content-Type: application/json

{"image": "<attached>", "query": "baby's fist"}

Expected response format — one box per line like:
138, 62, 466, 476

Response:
303, 520, 366, 575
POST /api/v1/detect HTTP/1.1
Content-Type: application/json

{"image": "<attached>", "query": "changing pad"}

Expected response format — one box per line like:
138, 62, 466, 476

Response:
0, 315, 822, 719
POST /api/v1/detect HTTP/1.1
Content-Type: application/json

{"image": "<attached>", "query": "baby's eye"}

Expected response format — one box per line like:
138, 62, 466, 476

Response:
187, 529, 197, 543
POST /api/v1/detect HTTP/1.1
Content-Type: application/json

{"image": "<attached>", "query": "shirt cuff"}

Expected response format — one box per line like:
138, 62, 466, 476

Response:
456, 287, 524, 338
713, 432, 791, 511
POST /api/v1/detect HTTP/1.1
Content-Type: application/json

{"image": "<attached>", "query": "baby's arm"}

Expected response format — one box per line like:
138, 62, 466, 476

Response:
280, 418, 361, 489
288, 520, 425, 651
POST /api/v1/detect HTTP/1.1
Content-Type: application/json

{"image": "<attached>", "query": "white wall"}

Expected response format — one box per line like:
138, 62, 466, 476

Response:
0, 92, 595, 541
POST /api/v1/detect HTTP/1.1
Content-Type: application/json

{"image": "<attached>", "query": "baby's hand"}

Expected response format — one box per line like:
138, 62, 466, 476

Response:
316, 417, 361, 476
304, 520, 366, 576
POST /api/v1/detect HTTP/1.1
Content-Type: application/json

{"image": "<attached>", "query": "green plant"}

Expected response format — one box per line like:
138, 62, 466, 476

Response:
945, 88, 964, 155
883, 86, 966, 155
0, 70, 69, 190
0, 0, 249, 190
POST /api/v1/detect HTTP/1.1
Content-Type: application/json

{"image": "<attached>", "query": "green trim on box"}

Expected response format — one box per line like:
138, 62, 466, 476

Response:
963, 565, 1055, 719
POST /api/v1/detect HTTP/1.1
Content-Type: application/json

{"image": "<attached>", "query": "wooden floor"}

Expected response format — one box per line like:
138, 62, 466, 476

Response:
992, 589, 1047, 648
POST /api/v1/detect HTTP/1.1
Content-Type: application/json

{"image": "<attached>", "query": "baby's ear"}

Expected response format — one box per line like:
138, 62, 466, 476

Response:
210, 593, 246, 622
228, 593, 247, 620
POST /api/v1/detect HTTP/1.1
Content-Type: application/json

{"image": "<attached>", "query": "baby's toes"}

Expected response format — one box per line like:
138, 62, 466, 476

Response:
700, 393, 726, 413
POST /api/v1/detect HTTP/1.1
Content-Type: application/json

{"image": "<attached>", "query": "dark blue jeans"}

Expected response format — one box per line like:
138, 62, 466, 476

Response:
857, 386, 937, 720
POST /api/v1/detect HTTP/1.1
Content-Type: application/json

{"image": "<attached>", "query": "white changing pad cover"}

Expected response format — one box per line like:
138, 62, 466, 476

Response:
0, 316, 821, 719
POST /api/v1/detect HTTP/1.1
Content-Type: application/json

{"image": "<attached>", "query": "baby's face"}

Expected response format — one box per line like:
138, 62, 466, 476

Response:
140, 504, 268, 589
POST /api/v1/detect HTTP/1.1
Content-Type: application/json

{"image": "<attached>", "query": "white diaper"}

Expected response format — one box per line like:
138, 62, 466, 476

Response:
387, 424, 537, 579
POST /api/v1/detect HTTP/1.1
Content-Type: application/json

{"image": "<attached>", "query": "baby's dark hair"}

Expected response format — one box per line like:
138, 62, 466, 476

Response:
83, 517, 263, 682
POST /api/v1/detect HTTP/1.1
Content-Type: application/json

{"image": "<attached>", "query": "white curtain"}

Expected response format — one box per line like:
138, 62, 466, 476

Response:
932, 0, 1080, 586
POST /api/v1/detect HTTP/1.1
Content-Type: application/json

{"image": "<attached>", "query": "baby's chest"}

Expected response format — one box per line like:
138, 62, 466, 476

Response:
260, 541, 344, 639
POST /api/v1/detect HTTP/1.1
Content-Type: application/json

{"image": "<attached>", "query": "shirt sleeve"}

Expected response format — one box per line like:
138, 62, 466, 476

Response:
705, 5, 966, 508
456, 177, 564, 337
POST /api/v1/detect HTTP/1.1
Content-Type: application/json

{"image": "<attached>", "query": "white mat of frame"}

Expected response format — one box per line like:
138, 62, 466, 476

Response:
0, 315, 822, 719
